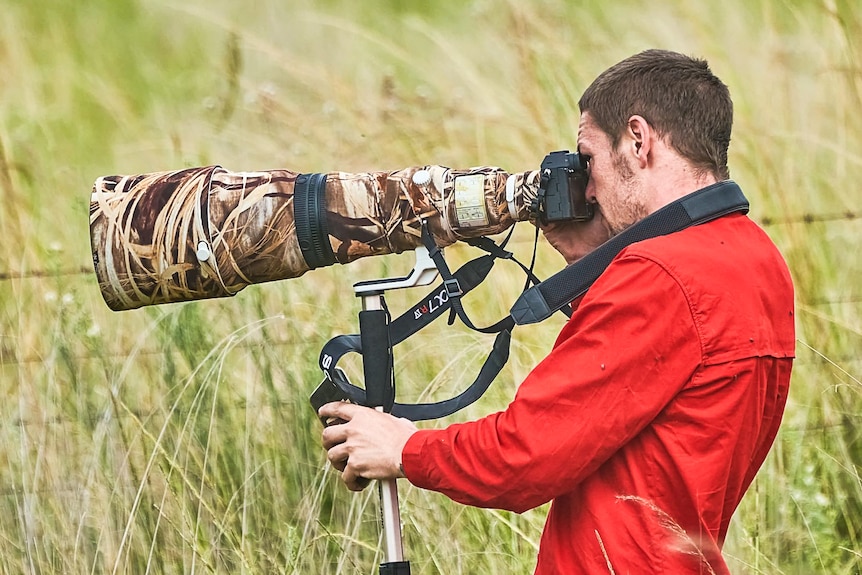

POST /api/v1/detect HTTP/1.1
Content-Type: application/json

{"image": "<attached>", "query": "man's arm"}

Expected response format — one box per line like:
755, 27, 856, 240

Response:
319, 253, 701, 511
400, 253, 702, 512
317, 216, 611, 489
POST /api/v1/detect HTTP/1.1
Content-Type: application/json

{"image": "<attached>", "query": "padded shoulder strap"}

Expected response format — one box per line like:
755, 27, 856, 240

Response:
510, 180, 749, 325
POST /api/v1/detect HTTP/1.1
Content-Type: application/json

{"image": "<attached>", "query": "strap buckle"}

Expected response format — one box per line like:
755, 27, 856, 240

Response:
444, 278, 463, 298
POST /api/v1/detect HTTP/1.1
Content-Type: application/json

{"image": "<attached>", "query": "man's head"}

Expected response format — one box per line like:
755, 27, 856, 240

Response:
579, 49, 733, 181
576, 50, 733, 235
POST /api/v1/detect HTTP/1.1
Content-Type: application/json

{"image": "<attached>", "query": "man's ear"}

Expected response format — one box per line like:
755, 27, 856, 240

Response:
626, 115, 651, 169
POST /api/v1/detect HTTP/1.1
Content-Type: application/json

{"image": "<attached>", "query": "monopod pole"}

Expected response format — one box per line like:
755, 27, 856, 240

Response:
352, 247, 440, 575
358, 291, 409, 573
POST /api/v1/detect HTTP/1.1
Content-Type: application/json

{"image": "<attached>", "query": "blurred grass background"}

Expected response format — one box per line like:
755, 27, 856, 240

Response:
0, 0, 860, 573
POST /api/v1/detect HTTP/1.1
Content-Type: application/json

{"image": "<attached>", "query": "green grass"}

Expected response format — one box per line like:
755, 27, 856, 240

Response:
0, 0, 860, 572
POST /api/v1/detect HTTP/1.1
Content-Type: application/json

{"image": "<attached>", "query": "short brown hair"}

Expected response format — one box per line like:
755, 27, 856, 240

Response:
579, 49, 733, 180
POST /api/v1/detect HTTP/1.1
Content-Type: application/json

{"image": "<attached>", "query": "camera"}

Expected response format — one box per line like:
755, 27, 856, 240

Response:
89, 153, 595, 312
532, 150, 594, 224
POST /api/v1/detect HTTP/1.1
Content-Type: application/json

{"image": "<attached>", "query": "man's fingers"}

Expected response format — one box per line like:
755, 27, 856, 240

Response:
318, 402, 416, 491
342, 466, 371, 492
326, 443, 349, 471
326, 436, 374, 483
319, 402, 364, 449
321, 423, 348, 450
318, 401, 362, 422
326, 443, 371, 490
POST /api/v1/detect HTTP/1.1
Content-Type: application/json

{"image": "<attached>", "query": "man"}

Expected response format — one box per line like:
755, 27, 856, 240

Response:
320, 49, 795, 574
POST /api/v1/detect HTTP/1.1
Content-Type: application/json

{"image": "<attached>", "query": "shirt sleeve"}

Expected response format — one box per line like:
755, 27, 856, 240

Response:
401, 252, 704, 513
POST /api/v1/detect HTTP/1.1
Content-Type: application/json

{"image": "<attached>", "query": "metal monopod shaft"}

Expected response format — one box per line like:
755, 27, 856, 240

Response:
359, 292, 410, 575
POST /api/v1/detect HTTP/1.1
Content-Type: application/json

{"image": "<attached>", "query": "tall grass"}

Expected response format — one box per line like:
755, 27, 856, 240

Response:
0, 0, 859, 572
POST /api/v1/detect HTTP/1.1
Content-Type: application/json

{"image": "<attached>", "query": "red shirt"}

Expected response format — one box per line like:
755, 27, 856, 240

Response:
402, 213, 795, 574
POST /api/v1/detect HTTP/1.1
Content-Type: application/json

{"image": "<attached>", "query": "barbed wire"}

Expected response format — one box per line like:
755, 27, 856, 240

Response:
6, 282, 860, 308
1, 211, 859, 284
0, 401, 851, 435
0, 265, 91, 281
0, 207, 857, 358
759, 211, 862, 226
805, 296, 862, 305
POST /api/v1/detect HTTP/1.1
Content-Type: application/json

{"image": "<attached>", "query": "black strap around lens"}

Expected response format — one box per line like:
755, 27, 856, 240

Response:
294, 173, 336, 269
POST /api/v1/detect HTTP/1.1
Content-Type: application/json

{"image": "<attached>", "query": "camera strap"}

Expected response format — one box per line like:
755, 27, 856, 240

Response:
318, 249, 516, 419
320, 180, 749, 421
511, 179, 750, 324
418, 224, 527, 334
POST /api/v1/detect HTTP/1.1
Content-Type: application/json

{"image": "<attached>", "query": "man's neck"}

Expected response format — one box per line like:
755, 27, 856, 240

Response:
644, 163, 719, 215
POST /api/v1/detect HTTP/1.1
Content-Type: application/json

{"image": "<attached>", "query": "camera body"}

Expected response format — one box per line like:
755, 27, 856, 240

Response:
533, 150, 594, 224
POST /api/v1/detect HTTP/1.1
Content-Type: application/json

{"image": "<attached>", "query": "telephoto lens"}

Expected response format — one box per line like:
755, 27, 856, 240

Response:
90, 164, 543, 311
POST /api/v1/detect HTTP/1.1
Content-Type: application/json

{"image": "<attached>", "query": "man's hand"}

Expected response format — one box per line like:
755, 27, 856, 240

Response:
320, 402, 418, 491
540, 208, 613, 264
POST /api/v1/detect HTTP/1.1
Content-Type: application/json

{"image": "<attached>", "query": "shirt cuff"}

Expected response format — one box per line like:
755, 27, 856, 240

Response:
400, 429, 439, 489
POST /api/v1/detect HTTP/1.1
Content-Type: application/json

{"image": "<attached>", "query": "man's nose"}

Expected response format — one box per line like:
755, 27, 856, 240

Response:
585, 182, 597, 203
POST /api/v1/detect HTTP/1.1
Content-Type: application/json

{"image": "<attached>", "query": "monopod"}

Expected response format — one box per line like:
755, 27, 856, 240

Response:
312, 246, 441, 574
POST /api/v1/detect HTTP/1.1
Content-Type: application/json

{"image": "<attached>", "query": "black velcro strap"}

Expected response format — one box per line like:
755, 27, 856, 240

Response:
359, 308, 394, 411
510, 180, 749, 325
318, 180, 749, 421
294, 173, 336, 269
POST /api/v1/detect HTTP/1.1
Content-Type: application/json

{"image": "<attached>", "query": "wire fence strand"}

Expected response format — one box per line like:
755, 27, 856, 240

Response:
0, 266, 92, 282
2, 211, 861, 285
